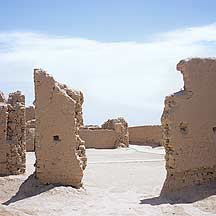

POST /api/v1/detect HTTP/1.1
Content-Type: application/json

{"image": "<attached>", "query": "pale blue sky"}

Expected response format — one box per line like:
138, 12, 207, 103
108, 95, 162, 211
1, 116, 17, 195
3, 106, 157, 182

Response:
0, 1, 216, 125
0, 1, 216, 41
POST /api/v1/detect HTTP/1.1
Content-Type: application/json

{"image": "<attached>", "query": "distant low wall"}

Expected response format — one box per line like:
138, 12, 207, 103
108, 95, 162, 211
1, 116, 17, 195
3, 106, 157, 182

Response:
79, 128, 117, 149
129, 125, 162, 146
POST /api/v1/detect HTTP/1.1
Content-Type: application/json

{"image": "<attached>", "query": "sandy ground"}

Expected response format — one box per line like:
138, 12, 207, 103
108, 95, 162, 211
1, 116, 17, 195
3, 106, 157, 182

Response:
0, 145, 216, 216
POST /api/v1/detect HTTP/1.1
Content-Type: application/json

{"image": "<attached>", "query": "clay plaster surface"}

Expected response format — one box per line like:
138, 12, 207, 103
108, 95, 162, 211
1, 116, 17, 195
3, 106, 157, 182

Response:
129, 125, 162, 146
34, 69, 86, 187
161, 58, 216, 194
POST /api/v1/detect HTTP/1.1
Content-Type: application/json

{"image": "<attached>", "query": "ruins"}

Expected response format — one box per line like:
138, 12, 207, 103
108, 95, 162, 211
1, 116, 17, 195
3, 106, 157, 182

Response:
129, 125, 162, 146
34, 69, 87, 187
0, 91, 26, 176
102, 118, 129, 147
80, 118, 129, 149
161, 58, 216, 194
25, 106, 36, 152
26, 119, 35, 152
0, 91, 6, 102
26, 106, 35, 121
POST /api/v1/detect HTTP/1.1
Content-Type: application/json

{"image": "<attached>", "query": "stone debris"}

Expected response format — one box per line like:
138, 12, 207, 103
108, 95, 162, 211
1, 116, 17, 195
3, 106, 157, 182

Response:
161, 58, 216, 195
0, 91, 26, 176
34, 69, 87, 187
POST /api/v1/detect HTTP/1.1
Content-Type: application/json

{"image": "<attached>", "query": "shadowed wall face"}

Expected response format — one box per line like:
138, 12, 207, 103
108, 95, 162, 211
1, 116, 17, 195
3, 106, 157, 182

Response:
129, 125, 162, 146
161, 58, 216, 194
34, 69, 87, 188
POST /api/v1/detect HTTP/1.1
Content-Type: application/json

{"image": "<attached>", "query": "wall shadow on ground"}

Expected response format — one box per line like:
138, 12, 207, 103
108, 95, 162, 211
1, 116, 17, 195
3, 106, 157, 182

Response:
2, 173, 54, 205
140, 182, 216, 205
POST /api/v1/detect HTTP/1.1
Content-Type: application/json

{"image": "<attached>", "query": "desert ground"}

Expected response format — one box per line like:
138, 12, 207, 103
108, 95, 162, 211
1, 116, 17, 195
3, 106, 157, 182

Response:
0, 145, 215, 216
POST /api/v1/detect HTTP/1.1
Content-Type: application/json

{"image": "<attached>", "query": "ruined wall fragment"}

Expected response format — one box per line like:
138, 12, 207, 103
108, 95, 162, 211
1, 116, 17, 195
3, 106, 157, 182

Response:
25, 106, 36, 151
102, 118, 129, 147
0, 103, 9, 175
0, 91, 26, 176
26, 119, 35, 152
26, 106, 35, 122
161, 58, 216, 194
81, 118, 129, 149
129, 125, 162, 146
8, 91, 25, 106
56, 83, 84, 127
0, 91, 6, 102
80, 128, 118, 149
34, 69, 87, 187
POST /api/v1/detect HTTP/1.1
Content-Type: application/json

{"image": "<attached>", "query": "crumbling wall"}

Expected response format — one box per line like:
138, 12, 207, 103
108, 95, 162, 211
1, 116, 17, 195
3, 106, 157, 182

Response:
8, 91, 25, 106
0, 103, 10, 175
34, 69, 87, 187
0, 91, 6, 102
102, 118, 129, 147
80, 118, 129, 149
129, 125, 162, 146
26, 106, 35, 121
161, 58, 216, 194
80, 128, 117, 149
26, 119, 35, 152
25, 106, 36, 152
0, 91, 26, 176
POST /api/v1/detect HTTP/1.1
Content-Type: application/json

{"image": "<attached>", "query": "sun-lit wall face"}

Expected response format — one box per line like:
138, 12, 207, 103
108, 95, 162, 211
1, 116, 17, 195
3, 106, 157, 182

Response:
161, 58, 216, 194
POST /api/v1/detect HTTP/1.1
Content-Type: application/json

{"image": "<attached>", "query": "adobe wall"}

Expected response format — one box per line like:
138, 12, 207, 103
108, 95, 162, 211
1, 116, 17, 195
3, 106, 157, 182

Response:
26, 119, 35, 152
0, 91, 26, 176
26, 106, 35, 121
34, 69, 87, 187
80, 118, 129, 149
80, 128, 117, 149
0, 103, 10, 175
0, 91, 6, 102
129, 125, 162, 146
8, 91, 25, 106
161, 58, 216, 194
25, 106, 36, 152
102, 118, 129, 147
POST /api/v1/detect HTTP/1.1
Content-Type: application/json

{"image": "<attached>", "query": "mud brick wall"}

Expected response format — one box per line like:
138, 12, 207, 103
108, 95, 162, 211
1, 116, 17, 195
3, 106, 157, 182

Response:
80, 128, 118, 149
161, 58, 216, 194
34, 69, 87, 188
26, 119, 35, 152
102, 118, 129, 148
0, 91, 26, 176
26, 106, 35, 121
129, 125, 162, 146
80, 118, 129, 149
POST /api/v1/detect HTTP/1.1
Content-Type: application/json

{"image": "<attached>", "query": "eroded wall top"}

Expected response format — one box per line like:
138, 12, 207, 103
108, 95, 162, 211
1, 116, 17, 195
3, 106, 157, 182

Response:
34, 69, 86, 187
161, 58, 216, 193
